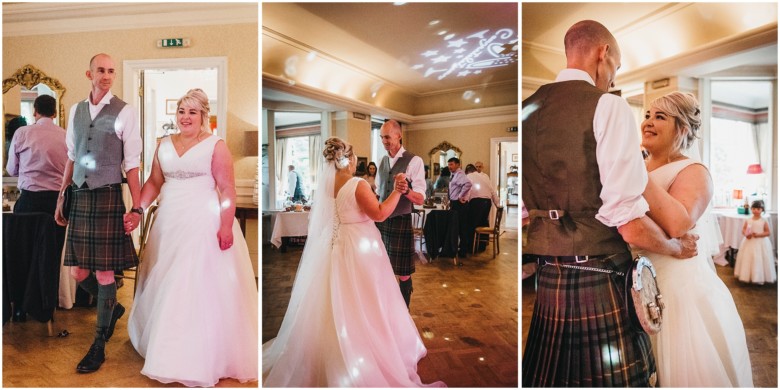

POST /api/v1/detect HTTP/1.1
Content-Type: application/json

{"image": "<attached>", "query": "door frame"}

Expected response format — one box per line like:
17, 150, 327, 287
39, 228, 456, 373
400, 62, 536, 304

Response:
122, 57, 228, 139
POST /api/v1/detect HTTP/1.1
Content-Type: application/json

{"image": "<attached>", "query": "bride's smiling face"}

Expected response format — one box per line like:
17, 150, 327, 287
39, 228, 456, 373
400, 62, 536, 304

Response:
641, 107, 679, 154
177, 104, 202, 134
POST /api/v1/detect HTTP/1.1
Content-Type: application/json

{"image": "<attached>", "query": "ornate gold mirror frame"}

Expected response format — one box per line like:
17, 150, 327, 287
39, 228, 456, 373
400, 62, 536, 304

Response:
3, 64, 67, 122
428, 141, 462, 178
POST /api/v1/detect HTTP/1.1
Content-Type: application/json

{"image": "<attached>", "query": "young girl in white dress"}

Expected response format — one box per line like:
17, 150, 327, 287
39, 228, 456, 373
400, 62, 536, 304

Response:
735, 200, 777, 284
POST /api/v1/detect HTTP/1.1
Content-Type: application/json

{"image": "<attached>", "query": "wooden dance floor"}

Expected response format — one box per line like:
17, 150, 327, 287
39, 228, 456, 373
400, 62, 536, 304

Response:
262, 225, 520, 387
522, 259, 778, 387
2, 273, 257, 387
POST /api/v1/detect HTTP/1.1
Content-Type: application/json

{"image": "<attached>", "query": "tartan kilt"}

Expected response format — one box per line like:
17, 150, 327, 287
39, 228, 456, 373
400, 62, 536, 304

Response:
375, 214, 415, 275
522, 252, 656, 387
63, 184, 138, 271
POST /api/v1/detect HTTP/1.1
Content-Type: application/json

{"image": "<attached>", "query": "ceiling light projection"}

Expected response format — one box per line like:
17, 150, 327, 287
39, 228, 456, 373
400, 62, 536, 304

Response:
413, 28, 517, 80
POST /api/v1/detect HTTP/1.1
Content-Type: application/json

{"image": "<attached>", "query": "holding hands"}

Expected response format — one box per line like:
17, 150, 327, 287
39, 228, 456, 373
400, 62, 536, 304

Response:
123, 211, 141, 235
394, 173, 408, 194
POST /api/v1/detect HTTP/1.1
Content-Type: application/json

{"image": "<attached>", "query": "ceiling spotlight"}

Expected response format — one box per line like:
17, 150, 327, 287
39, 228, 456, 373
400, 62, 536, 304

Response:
437, 30, 447, 36
444, 33, 455, 40
429, 20, 440, 26
393, 2, 406, 5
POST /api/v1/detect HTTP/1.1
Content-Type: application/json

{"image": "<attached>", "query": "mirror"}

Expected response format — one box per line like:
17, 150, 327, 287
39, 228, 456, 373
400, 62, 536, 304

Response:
428, 141, 462, 192
3, 64, 67, 176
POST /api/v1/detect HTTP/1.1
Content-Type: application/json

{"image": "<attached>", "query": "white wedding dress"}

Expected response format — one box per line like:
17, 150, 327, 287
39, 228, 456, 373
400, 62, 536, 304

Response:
263, 171, 446, 387
128, 135, 259, 387
633, 159, 753, 387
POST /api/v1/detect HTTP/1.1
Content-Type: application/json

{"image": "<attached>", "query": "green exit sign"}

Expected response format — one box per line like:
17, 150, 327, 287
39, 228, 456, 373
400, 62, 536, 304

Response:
158, 38, 190, 48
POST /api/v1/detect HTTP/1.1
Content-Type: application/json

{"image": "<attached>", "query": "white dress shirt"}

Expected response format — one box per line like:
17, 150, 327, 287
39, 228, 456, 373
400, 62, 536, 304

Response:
387, 146, 426, 199
467, 172, 499, 206
65, 91, 142, 172
287, 170, 298, 196
554, 69, 649, 227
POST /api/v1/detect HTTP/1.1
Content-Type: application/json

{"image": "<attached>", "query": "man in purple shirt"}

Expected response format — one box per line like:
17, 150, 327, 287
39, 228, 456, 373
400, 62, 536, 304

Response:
6, 94, 67, 216
447, 157, 472, 257
5, 95, 67, 322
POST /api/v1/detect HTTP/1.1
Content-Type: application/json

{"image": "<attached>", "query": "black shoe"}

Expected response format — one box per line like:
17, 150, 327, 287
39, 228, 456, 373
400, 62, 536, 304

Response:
399, 279, 413, 308
104, 303, 125, 342
76, 343, 105, 373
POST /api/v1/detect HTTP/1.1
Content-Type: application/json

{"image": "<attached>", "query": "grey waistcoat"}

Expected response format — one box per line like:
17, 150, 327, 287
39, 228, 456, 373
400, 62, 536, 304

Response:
72, 96, 127, 188
378, 151, 414, 219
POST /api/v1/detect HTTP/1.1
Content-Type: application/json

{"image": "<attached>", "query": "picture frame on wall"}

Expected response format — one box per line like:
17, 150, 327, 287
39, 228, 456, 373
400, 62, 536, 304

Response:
512, 153, 518, 162
356, 157, 368, 176
166, 99, 178, 115
433, 163, 441, 176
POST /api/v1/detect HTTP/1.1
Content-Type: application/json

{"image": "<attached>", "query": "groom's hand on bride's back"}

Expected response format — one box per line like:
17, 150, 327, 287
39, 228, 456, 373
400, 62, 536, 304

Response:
675, 232, 699, 259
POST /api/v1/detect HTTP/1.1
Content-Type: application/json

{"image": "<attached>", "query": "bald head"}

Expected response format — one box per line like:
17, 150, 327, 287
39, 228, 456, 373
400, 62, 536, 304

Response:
563, 20, 621, 92
89, 53, 112, 70
380, 119, 403, 156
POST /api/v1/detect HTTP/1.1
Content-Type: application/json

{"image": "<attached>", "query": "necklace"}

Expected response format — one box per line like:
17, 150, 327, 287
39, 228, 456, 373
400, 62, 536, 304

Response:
175, 131, 205, 154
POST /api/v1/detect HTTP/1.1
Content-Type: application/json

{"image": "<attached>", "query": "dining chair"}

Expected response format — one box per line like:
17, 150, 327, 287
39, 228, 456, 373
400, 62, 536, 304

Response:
120, 203, 159, 297
411, 209, 427, 256
472, 206, 504, 259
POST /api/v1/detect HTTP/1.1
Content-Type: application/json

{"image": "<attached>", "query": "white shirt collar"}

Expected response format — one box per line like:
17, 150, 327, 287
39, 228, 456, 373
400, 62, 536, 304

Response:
87, 91, 114, 107
555, 69, 595, 86
389, 145, 407, 160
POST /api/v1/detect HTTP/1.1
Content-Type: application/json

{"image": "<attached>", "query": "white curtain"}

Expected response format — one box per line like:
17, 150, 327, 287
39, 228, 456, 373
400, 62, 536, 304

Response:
276, 137, 288, 199
753, 121, 772, 202
309, 135, 322, 198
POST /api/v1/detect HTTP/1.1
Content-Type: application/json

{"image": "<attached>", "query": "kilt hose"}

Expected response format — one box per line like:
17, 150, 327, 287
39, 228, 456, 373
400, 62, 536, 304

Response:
522, 252, 656, 387
376, 214, 415, 276
63, 184, 138, 271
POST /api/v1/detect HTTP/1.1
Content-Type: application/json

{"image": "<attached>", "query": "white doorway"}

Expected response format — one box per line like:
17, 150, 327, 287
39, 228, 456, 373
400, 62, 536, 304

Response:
490, 136, 519, 229
123, 57, 227, 182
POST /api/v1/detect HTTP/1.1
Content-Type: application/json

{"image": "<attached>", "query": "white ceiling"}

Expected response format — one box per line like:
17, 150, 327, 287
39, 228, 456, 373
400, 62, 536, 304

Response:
263, 2, 518, 97
522, 2, 778, 107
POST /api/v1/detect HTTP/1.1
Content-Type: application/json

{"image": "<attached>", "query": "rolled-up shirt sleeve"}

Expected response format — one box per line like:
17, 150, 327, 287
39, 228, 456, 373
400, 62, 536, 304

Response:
593, 93, 649, 227
117, 104, 141, 172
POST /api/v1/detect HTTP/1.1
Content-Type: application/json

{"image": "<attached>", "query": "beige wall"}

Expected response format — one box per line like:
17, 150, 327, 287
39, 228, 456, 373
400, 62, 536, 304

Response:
331, 112, 371, 159
3, 22, 258, 180
404, 121, 518, 178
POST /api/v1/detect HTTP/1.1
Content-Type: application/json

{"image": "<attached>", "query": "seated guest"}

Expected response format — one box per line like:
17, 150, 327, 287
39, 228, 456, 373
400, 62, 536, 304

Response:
447, 157, 472, 257
424, 165, 435, 199
466, 164, 500, 252
433, 167, 451, 193
362, 161, 378, 192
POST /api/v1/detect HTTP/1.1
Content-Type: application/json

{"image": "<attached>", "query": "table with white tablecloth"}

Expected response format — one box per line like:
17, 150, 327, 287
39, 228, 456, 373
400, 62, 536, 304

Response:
270, 211, 310, 251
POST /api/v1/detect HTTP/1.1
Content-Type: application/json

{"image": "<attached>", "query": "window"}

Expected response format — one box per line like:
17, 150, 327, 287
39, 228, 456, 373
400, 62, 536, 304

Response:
370, 118, 385, 165
710, 118, 761, 207
277, 136, 311, 201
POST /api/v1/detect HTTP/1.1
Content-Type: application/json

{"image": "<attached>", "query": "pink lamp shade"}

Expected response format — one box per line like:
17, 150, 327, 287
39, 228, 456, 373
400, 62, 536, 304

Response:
747, 164, 764, 174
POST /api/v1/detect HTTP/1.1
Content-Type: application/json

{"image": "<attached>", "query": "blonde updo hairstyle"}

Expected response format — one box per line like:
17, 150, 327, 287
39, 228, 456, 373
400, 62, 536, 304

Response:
177, 88, 211, 133
650, 91, 701, 156
323, 137, 353, 170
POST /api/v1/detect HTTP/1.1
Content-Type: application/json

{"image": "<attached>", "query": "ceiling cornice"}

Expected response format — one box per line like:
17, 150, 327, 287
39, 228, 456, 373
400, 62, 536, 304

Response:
616, 23, 778, 87
263, 73, 517, 129
2, 3, 258, 37
263, 73, 414, 123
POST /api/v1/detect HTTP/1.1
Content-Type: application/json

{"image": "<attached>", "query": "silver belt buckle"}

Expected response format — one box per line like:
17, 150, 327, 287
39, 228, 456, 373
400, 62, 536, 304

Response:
549, 210, 560, 220
575, 255, 589, 263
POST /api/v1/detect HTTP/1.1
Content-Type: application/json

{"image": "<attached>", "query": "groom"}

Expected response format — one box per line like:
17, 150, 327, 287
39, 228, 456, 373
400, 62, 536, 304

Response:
521, 20, 698, 386
376, 119, 426, 308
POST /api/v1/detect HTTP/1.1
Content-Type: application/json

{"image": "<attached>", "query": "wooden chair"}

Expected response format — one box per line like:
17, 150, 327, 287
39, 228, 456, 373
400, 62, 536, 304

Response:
411, 209, 427, 256
119, 203, 158, 297
472, 206, 504, 259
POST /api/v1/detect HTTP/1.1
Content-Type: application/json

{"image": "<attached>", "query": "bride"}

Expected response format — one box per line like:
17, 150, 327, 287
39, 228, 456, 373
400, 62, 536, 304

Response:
263, 137, 445, 387
636, 91, 753, 387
